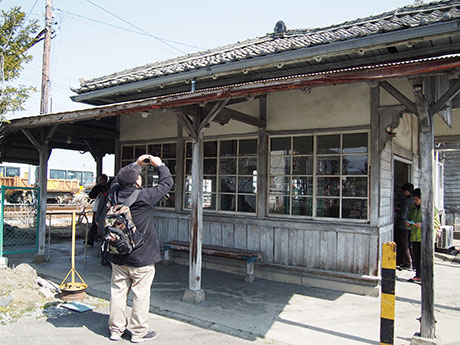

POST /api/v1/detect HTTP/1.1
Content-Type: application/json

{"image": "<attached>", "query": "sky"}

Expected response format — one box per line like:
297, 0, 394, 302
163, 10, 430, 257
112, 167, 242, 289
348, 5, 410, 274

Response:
1, 0, 414, 175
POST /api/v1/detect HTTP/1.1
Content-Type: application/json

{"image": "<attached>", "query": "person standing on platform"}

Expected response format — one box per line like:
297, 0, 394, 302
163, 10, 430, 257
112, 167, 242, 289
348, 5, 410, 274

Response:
395, 183, 414, 270
106, 154, 173, 342
406, 188, 422, 282
86, 174, 109, 246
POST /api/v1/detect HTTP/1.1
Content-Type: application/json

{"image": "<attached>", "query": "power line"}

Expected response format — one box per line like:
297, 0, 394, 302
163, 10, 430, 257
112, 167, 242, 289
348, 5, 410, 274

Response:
85, 0, 191, 55
57, 9, 179, 56
54, 7, 204, 51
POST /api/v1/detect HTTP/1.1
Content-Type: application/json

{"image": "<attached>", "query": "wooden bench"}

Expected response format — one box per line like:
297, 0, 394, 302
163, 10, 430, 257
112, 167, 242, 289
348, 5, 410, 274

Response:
163, 240, 263, 282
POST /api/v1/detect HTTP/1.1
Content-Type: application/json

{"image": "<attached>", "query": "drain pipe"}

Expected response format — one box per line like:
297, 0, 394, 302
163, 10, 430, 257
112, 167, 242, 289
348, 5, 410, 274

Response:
191, 78, 196, 92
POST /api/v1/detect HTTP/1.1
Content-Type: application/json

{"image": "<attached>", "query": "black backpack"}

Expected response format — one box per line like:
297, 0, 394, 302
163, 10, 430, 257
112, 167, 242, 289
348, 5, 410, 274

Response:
102, 189, 143, 255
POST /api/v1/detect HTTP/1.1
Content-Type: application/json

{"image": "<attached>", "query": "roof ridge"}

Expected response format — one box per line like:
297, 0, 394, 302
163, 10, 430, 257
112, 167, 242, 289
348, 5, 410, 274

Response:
284, 0, 458, 35
75, 0, 460, 92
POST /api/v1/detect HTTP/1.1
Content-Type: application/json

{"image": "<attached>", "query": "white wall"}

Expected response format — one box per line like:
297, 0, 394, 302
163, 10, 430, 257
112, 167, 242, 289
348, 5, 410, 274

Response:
435, 108, 460, 136
267, 83, 370, 131
204, 99, 260, 136
392, 113, 417, 153
120, 109, 178, 141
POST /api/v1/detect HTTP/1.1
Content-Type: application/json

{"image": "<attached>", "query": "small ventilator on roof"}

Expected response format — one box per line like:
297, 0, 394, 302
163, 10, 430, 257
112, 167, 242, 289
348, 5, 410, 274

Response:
273, 20, 287, 36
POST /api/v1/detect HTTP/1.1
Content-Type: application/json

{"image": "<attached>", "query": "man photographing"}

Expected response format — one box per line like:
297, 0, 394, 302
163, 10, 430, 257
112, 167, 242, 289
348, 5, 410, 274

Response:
106, 154, 173, 342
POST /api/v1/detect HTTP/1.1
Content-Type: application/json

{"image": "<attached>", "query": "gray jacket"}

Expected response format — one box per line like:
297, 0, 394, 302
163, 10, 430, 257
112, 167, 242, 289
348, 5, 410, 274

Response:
396, 196, 413, 230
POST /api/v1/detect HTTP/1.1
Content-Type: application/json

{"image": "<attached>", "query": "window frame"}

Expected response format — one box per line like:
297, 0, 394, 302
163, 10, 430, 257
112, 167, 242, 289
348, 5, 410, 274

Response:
268, 130, 370, 222
183, 137, 258, 215
120, 141, 177, 209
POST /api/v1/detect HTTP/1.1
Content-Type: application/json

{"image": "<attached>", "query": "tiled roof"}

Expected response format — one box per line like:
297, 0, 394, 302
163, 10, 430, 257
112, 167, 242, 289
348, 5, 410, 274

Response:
73, 0, 460, 94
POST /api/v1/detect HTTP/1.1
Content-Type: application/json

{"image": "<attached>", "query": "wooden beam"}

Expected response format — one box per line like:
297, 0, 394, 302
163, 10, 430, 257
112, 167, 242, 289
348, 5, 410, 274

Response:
218, 107, 266, 127
430, 78, 460, 117
380, 81, 417, 114
197, 99, 229, 133
175, 112, 197, 141
411, 77, 436, 339
7, 56, 460, 132
84, 139, 105, 176
44, 124, 58, 143
21, 129, 42, 150
56, 124, 117, 140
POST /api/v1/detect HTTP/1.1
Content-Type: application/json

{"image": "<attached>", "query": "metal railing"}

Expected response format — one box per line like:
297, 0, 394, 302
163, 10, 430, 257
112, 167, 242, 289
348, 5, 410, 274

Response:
0, 186, 40, 255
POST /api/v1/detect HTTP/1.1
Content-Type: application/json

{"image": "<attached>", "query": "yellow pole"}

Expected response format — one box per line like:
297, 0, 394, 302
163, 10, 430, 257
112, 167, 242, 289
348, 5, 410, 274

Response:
71, 212, 76, 285
380, 241, 396, 345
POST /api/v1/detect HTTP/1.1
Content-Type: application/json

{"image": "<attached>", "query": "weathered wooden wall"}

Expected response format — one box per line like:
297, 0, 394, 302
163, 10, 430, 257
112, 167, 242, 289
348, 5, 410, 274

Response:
118, 81, 423, 281
380, 142, 394, 228
153, 211, 379, 276
443, 150, 460, 224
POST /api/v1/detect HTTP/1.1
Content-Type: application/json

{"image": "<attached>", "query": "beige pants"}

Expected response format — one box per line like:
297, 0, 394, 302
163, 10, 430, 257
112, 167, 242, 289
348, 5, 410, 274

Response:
109, 263, 156, 338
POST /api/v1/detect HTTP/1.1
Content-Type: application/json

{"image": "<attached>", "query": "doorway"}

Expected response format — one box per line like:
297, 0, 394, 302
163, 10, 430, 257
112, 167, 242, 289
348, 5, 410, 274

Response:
393, 159, 412, 218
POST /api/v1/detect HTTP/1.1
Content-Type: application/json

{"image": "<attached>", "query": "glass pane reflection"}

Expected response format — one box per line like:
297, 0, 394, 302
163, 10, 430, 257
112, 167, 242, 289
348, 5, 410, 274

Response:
342, 155, 368, 175
238, 195, 256, 212
292, 197, 312, 216
269, 195, 290, 214
317, 156, 340, 175
316, 198, 340, 218
342, 199, 367, 219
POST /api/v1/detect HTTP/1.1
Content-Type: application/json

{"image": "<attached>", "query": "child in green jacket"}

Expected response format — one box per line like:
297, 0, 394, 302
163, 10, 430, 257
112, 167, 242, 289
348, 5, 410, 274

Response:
406, 188, 422, 282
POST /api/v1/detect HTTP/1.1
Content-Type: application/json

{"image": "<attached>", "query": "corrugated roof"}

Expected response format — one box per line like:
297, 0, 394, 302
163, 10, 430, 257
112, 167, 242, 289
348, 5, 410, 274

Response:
72, 0, 460, 95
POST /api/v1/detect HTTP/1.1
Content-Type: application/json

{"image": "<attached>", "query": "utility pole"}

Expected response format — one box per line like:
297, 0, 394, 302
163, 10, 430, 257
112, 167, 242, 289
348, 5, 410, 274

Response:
40, 0, 52, 115
34, 0, 53, 262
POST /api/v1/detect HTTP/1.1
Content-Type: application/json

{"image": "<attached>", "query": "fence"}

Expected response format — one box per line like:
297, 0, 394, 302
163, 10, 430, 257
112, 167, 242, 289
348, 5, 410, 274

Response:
0, 186, 40, 255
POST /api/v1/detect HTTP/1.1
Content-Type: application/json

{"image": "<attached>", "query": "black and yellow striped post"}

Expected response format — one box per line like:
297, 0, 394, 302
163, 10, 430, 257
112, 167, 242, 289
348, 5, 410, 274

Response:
380, 241, 396, 345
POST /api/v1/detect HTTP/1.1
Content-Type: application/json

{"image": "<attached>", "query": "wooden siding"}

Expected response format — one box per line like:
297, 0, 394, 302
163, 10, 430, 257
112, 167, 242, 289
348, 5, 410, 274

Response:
380, 143, 394, 227
443, 151, 460, 224
154, 211, 378, 276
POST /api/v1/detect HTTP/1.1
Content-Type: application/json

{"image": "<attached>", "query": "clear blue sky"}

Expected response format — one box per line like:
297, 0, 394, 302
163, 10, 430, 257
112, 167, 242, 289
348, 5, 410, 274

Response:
3, 0, 413, 118
1, 0, 413, 174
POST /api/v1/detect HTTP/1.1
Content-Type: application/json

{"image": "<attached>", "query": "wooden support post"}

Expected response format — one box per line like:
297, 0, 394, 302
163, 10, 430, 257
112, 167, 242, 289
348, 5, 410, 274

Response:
96, 156, 103, 178
36, 142, 50, 261
22, 129, 53, 262
183, 117, 205, 304
412, 78, 436, 341
175, 120, 184, 213
369, 83, 380, 227
85, 140, 104, 177
257, 95, 267, 219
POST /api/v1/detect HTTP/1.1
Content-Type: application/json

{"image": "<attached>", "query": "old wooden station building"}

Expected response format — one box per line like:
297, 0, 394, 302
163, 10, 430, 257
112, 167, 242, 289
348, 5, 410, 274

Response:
2, 1, 460, 301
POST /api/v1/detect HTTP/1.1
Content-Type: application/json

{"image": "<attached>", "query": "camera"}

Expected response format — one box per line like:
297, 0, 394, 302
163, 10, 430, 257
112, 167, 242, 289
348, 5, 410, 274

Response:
143, 154, 151, 163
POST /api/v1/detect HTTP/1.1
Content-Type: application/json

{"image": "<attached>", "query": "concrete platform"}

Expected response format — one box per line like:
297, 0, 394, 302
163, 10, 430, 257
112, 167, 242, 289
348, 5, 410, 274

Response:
4, 241, 460, 345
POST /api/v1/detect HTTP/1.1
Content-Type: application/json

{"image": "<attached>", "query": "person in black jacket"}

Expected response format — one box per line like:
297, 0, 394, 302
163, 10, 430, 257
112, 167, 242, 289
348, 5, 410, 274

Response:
86, 174, 109, 246
107, 154, 173, 342
395, 183, 414, 269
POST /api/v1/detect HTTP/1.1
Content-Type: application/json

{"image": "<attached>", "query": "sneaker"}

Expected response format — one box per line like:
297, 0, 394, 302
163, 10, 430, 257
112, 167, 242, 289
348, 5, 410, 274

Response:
131, 331, 158, 343
110, 330, 131, 341
109, 333, 122, 341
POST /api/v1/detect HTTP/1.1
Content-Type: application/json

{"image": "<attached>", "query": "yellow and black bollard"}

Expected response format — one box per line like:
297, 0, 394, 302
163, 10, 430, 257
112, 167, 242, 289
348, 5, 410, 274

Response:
380, 241, 396, 345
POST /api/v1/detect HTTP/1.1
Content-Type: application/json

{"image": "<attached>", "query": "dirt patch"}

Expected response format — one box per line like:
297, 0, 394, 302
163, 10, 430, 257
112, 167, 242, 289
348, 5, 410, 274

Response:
0, 263, 107, 325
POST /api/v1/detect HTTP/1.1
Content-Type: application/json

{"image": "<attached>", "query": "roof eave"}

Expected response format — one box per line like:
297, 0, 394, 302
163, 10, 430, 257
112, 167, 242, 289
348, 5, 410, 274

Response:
71, 20, 460, 105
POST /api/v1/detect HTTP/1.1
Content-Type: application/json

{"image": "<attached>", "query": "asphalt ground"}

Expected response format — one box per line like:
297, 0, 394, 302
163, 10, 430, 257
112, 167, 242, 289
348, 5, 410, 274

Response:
2, 241, 460, 345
